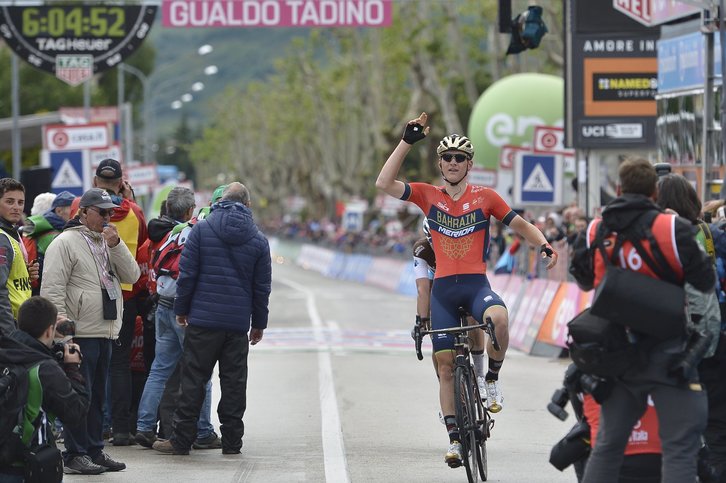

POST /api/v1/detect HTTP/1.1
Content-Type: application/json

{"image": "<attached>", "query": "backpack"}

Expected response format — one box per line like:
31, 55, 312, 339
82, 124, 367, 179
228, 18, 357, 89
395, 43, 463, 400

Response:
151, 221, 194, 298
567, 308, 641, 377
0, 363, 42, 464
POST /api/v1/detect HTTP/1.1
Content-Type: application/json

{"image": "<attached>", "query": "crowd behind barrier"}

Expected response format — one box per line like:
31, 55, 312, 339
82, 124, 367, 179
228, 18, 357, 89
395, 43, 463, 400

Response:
270, 236, 584, 355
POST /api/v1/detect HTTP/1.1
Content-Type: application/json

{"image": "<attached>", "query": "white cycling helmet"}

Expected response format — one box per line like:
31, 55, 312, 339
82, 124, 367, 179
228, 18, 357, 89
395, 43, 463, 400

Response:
422, 217, 432, 244
437, 134, 474, 158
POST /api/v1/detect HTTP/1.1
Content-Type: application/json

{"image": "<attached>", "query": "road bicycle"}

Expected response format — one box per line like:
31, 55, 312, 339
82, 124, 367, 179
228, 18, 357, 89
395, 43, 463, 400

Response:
414, 308, 501, 482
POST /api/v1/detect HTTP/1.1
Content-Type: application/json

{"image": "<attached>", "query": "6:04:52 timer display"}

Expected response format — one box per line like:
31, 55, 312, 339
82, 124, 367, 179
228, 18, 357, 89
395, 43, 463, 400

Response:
22, 6, 126, 37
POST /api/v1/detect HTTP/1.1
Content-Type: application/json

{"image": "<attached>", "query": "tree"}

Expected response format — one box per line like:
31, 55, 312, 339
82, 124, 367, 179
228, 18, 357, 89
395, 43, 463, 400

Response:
188, 0, 563, 219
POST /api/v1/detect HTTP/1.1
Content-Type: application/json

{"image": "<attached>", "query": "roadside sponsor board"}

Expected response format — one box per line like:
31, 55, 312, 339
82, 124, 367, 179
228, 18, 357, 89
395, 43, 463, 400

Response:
533, 126, 575, 156
564, 0, 658, 148
468, 166, 496, 188
162, 0, 392, 27
127, 164, 159, 188
44, 123, 109, 151
613, 0, 698, 27
536, 282, 583, 348
90, 144, 122, 167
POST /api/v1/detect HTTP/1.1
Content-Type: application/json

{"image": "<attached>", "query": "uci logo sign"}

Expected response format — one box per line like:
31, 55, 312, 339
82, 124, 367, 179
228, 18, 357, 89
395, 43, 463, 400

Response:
582, 125, 606, 137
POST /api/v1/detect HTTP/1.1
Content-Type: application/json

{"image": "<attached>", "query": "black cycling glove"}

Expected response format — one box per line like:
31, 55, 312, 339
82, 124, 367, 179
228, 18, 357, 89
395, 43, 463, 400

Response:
402, 122, 426, 145
540, 243, 554, 257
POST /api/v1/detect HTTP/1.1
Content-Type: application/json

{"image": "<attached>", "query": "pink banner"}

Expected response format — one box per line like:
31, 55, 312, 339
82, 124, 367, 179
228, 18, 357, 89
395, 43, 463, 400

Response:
499, 275, 524, 316
163, 0, 393, 28
509, 279, 549, 352
536, 282, 584, 348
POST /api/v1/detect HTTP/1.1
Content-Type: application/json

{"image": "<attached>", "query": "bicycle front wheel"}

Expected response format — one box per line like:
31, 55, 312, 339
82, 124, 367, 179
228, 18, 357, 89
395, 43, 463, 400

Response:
473, 383, 488, 481
454, 366, 480, 483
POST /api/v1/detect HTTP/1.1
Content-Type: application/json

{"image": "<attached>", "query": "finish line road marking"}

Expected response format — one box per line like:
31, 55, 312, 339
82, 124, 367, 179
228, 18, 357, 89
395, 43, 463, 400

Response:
277, 277, 350, 483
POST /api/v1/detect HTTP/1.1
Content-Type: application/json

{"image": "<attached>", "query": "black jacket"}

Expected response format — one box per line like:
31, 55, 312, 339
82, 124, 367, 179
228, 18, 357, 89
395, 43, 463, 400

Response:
0, 330, 89, 429
148, 215, 178, 243
570, 194, 715, 293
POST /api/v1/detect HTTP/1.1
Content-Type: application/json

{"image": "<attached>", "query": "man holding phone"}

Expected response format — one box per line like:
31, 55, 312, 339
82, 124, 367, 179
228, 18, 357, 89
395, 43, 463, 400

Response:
67, 159, 150, 446
42, 188, 140, 474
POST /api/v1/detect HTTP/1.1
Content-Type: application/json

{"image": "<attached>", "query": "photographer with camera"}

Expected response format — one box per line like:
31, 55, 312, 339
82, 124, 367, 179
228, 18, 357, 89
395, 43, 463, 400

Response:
0, 296, 90, 481
570, 159, 714, 483
548, 364, 662, 482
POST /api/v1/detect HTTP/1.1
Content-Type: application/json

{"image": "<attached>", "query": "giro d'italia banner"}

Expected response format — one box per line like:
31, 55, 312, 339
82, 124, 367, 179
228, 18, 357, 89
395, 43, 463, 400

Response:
162, 0, 393, 27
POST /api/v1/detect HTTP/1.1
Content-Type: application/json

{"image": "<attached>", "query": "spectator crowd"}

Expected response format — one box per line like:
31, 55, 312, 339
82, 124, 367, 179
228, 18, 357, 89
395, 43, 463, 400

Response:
0, 159, 271, 480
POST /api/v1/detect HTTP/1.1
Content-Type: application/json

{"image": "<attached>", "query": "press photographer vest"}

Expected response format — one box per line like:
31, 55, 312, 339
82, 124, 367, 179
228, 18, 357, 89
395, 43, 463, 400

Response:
0, 231, 31, 318
586, 213, 684, 287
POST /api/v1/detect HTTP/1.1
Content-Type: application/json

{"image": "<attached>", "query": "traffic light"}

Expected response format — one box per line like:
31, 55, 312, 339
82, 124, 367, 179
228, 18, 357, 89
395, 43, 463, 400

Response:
506, 6, 548, 55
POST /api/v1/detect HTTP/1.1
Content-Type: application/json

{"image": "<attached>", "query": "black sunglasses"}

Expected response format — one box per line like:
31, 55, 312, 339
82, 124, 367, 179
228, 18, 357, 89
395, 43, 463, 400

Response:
441, 153, 469, 163
88, 207, 114, 217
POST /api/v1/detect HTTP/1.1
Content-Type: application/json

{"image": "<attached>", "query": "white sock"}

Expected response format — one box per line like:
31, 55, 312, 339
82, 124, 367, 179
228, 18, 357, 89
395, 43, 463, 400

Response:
472, 351, 485, 378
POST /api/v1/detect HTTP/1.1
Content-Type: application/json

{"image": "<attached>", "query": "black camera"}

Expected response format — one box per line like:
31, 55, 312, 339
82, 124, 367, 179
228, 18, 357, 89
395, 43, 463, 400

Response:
51, 342, 78, 364
547, 388, 569, 421
654, 162, 672, 178
52, 319, 77, 364
579, 373, 612, 404
547, 364, 585, 421
550, 420, 591, 471
669, 330, 713, 382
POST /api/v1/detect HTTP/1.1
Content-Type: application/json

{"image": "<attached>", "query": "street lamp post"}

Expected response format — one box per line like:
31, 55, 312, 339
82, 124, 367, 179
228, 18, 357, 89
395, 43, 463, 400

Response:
118, 63, 149, 162
148, 65, 217, 154
117, 44, 214, 163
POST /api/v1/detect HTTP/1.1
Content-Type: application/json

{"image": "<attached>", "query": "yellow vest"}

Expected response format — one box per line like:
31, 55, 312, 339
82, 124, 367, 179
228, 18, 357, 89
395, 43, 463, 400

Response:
114, 209, 140, 292
0, 231, 31, 318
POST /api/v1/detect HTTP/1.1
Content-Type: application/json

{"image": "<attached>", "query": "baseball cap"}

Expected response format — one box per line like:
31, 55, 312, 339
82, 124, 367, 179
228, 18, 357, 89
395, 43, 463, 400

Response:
96, 158, 122, 180
211, 184, 227, 204
79, 188, 119, 209
50, 191, 75, 210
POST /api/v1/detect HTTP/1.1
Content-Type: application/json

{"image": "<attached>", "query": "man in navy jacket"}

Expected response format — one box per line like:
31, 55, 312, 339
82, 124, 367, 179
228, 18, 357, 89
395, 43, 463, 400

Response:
153, 182, 271, 455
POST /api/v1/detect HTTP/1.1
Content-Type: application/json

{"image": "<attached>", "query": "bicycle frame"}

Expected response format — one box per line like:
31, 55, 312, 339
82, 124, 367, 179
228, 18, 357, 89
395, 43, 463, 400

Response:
413, 309, 499, 482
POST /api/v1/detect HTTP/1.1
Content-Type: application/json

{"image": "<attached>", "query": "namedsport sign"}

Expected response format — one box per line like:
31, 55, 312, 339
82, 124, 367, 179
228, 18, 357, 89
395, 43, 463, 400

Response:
564, 0, 658, 149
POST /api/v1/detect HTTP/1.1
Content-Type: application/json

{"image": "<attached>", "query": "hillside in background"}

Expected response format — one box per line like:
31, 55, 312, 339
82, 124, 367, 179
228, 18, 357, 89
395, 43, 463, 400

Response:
147, 24, 310, 137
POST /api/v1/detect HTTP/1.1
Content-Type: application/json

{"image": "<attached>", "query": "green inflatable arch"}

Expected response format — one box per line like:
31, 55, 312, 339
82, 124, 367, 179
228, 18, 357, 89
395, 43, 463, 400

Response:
468, 73, 564, 170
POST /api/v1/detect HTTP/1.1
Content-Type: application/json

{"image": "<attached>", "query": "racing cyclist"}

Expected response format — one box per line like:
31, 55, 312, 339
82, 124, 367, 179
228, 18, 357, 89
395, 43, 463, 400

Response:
414, 219, 487, 394
376, 112, 557, 467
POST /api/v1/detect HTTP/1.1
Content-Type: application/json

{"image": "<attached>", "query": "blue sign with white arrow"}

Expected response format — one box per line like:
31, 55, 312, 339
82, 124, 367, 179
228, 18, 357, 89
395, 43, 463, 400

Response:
50, 151, 84, 196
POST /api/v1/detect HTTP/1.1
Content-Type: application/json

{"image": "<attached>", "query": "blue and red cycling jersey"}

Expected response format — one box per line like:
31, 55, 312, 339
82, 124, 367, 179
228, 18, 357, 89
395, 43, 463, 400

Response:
401, 182, 517, 279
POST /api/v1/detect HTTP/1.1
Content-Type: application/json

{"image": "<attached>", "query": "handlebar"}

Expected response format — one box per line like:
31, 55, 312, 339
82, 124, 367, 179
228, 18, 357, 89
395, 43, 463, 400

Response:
413, 317, 501, 359
421, 324, 487, 336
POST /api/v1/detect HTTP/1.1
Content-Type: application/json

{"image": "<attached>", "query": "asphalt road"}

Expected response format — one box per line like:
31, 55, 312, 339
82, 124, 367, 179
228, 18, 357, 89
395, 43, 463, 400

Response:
65, 259, 577, 483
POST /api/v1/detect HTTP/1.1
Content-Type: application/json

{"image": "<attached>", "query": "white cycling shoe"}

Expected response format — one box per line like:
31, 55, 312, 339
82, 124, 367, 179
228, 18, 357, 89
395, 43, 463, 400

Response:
484, 379, 503, 413
445, 441, 463, 468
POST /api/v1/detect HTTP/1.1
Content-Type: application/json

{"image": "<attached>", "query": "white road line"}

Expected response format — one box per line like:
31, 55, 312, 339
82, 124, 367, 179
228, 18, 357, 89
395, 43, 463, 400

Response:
278, 278, 350, 483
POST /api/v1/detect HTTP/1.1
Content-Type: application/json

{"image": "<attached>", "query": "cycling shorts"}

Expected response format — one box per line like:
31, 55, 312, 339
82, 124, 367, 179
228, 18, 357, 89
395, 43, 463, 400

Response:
429, 274, 506, 352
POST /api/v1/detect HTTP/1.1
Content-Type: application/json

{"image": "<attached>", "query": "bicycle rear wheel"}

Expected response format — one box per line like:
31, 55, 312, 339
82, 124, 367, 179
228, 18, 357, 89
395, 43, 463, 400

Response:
454, 366, 480, 483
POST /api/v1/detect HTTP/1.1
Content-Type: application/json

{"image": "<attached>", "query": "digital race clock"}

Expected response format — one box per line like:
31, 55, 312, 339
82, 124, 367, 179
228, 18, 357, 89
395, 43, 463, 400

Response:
0, 5, 157, 75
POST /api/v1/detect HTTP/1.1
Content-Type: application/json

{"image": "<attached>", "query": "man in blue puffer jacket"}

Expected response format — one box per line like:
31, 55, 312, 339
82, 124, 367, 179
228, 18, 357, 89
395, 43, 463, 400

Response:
152, 182, 272, 456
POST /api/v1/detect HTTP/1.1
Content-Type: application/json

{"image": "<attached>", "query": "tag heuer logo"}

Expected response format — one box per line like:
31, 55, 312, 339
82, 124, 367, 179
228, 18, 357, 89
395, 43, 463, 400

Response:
55, 55, 93, 87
